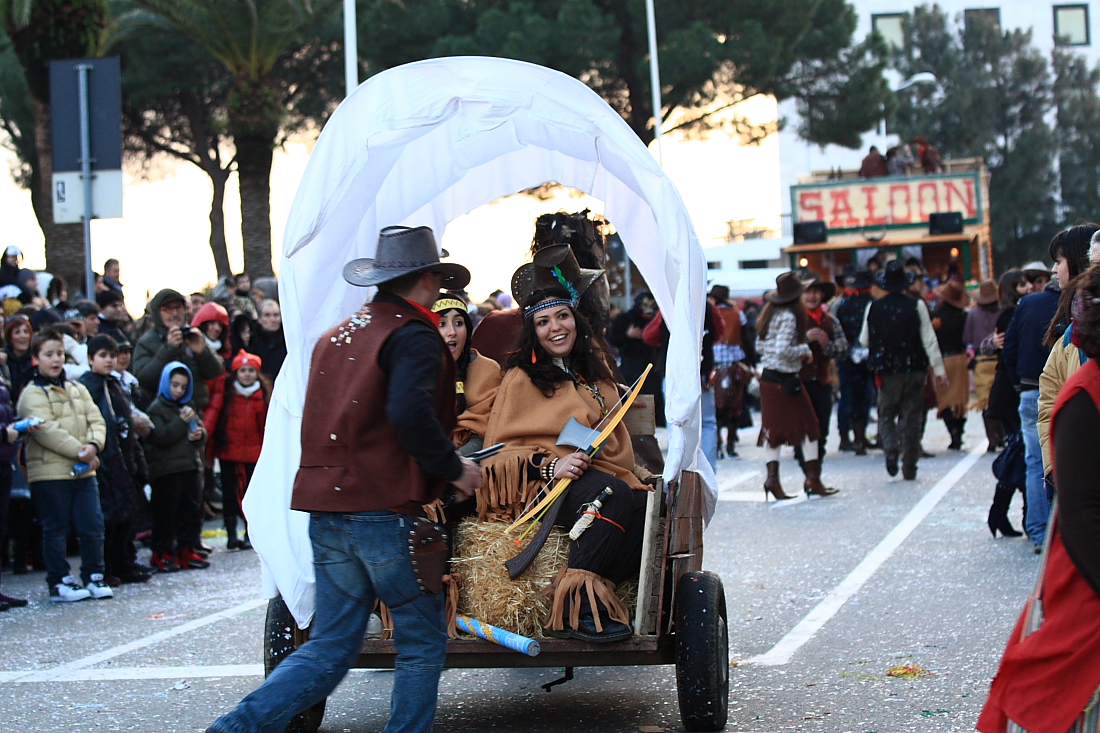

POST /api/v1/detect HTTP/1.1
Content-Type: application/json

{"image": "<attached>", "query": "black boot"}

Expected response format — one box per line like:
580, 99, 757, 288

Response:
852, 420, 868, 455
838, 430, 854, 452
983, 416, 1004, 452
987, 482, 1023, 538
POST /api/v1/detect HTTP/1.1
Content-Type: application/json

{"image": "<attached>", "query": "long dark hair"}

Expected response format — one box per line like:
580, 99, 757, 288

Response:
756, 298, 808, 344
998, 268, 1027, 309
506, 287, 613, 397
1074, 264, 1100, 359
1045, 272, 1085, 347
1050, 223, 1099, 281
435, 303, 473, 414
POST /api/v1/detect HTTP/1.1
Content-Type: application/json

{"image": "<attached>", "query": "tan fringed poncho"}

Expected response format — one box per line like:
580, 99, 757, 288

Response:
480, 367, 646, 521
453, 350, 502, 448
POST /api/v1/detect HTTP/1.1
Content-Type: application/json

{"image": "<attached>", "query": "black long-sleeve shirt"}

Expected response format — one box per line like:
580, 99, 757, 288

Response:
375, 292, 462, 483
1054, 390, 1100, 598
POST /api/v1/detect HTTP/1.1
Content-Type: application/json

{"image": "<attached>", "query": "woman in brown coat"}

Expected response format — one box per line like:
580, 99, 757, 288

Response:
482, 287, 649, 643
432, 296, 502, 455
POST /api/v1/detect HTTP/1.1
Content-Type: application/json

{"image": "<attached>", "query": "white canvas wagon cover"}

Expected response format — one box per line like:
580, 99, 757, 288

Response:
244, 56, 717, 627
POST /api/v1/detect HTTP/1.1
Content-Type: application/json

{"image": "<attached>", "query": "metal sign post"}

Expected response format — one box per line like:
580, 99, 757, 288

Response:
76, 64, 95, 299
50, 57, 122, 297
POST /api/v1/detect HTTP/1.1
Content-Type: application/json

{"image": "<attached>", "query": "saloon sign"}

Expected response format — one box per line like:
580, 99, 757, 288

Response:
791, 173, 983, 234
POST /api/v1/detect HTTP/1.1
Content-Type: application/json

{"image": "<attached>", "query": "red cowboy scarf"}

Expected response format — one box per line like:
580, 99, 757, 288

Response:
806, 304, 825, 326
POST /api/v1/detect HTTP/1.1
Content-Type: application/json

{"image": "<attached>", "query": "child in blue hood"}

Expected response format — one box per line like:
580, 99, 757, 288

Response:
146, 361, 209, 572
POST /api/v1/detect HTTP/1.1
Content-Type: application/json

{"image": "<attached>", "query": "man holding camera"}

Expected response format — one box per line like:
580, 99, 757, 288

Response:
132, 288, 225, 410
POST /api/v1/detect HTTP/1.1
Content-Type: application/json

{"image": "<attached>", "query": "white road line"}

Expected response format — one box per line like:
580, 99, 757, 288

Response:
6, 597, 267, 683
2, 664, 264, 683
743, 443, 987, 666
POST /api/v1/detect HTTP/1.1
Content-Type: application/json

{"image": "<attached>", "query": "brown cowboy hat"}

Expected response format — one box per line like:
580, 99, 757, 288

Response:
343, 226, 470, 289
800, 270, 837, 302
934, 281, 970, 310
766, 271, 811, 305
975, 279, 999, 305
510, 244, 604, 305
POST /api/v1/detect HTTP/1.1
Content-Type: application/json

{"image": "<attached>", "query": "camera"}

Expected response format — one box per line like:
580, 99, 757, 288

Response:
179, 325, 196, 338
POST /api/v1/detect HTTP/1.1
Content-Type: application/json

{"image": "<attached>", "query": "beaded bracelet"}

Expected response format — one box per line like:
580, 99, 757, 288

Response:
541, 457, 559, 483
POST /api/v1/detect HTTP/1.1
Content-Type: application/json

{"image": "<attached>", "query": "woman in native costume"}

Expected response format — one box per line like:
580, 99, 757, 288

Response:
481, 287, 650, 643
756, 271, 839, 500
978, 263, 1100, 733
431, 295, 502, 457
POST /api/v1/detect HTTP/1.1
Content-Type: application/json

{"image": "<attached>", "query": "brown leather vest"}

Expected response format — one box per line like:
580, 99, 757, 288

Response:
291, 301, 456, 513
717, 303, 742, 346
800, 313, 834, 384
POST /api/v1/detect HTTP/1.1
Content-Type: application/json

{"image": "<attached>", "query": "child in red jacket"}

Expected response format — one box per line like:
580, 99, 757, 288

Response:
213, 352, 270, 550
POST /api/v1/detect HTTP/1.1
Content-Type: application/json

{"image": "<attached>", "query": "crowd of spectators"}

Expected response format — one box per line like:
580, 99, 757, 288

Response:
703, 228, 1098, 560
0, 256, 283, 607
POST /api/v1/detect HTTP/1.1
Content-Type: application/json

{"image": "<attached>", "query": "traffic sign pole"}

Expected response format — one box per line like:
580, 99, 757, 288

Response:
77, 63, 95, 299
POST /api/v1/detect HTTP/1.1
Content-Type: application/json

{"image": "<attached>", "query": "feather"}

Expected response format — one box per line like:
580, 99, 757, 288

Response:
551, 266, 579, 302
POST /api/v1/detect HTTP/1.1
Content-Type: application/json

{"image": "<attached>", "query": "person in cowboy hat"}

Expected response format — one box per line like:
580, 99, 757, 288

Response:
206, 226, 483, 733
964, 279, 1005, 451
833, 269, 876, 454
755, 271, 841, 500
931, 280, 971, 451
796, 272, 849, 467
859, 260, 947, 480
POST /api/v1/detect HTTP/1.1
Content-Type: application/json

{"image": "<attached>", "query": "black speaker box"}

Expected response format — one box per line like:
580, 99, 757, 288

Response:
929, 212, 963, 235
793, 220, 827, 244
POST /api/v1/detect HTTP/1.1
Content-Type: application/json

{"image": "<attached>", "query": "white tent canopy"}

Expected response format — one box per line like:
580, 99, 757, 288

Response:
244, 57, 717, 627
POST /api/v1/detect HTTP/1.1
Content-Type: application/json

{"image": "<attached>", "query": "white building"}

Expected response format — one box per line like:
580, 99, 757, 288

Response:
689, 2, 1091, 296
779, 1, 1099, 222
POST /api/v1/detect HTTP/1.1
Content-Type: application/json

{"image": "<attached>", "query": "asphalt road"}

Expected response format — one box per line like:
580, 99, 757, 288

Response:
0, 414, 1038, 733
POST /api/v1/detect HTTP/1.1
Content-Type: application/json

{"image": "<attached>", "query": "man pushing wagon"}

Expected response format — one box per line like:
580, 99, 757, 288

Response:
206, 225, 483, 733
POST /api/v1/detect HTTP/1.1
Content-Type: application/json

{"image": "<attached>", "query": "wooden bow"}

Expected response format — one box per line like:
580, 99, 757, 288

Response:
505, 363, 653, 536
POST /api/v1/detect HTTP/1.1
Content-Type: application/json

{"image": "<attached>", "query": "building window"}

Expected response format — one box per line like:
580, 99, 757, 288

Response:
964, 8, 1001, 32
707, 261, 722, 270
872, 13, 905, 48
739, 260, 770, 270
1055, 5, 1090, 45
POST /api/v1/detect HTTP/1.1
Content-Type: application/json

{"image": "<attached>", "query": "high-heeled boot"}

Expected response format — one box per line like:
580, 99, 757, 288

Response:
987, 482, 1023, 537
983, 416, 1004, 452
852, 419, 868, 455
763, 461, 794, 501
803, 459, 839, 496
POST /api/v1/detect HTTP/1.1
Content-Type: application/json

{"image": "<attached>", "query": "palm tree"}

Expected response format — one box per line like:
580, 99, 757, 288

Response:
2, 0, 109, 294
129, 0, 339, 277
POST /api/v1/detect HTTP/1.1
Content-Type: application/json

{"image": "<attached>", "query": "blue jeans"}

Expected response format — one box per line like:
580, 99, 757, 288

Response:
837, 361, 874, 432
701, 384, 718, 470
208, 511, 447, 733
1018, 390, 1048, 545
35, 477, 105, 587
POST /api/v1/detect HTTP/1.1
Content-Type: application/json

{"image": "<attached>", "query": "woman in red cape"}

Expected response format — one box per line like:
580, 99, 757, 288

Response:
978, 264, 1100, 733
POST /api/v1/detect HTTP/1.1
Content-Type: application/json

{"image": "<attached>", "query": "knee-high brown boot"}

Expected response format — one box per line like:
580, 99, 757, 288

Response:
803, 459, 839, 497
763, 461, 794, 501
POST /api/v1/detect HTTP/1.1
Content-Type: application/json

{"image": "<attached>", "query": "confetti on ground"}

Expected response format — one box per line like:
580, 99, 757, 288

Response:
638, 727, 666, 732
887, 663, 935, 679
921, 709, 954, 717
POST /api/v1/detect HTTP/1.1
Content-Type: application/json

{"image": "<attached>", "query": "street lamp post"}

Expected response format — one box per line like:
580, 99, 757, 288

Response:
344, 0, 358, 97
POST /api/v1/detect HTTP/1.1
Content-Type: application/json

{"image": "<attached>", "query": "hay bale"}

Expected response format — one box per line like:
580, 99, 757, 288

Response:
451, 517, 638, 639
451, 517, 568, 639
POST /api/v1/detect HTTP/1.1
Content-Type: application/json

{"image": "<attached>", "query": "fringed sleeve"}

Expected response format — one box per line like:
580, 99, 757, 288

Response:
453, 351, 503, 448
477, 446, 548, 521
